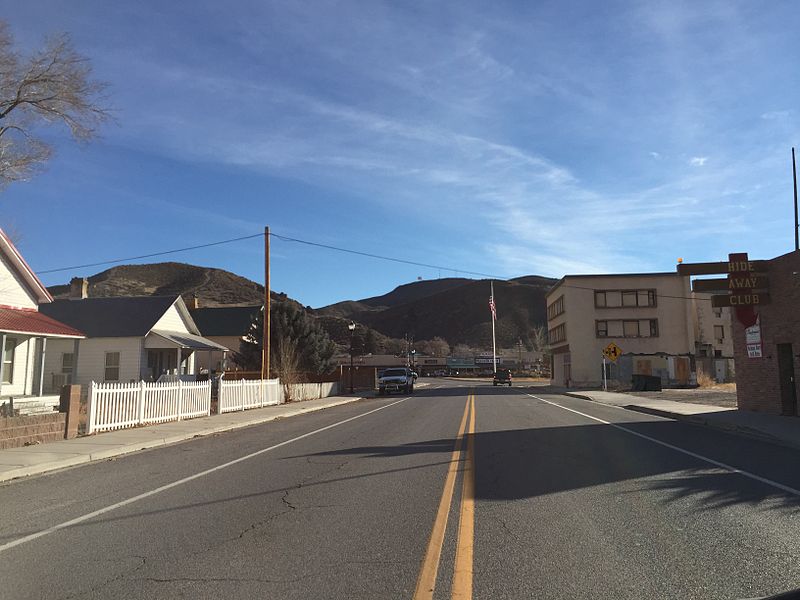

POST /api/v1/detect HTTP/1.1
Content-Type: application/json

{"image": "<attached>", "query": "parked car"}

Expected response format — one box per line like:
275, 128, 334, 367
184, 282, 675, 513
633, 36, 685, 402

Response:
493, 368, 512, 386
378, 367, 415, 395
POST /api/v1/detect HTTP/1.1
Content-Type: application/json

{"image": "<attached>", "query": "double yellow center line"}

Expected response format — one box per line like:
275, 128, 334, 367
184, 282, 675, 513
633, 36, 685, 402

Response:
413, 393, 476, 600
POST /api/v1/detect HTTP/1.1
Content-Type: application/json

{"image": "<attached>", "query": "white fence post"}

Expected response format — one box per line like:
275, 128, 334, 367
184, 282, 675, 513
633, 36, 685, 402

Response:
137, 381, 146, 425
177, 379, 184, 421
87, 381, 96, 435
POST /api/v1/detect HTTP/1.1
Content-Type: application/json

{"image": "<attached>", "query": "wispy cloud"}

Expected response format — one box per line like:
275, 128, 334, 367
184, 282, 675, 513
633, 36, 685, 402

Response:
5, 0, 799, 297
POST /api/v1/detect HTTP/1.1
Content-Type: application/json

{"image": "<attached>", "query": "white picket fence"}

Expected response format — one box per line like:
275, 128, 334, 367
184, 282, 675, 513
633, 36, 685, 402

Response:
219, 378, 283, 413
88, 380, 212, 434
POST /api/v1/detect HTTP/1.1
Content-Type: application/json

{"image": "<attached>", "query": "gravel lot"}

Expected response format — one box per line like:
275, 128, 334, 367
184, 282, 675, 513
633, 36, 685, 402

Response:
622, 385, 737, 408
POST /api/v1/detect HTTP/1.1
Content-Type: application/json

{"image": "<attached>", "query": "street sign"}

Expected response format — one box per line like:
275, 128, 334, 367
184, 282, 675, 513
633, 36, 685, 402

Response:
745, 318, 763, 358
678, 259, 767, 276
711, 292, 770, 308
602, 342, 623, 363
692, 276, 769, 293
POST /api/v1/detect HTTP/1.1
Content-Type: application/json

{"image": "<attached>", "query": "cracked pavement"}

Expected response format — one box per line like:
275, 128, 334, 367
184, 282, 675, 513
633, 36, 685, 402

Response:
3, 381, 800, 599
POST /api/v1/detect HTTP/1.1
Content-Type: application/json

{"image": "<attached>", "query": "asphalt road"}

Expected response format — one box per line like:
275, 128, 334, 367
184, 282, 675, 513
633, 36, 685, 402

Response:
2, 380, 800, 599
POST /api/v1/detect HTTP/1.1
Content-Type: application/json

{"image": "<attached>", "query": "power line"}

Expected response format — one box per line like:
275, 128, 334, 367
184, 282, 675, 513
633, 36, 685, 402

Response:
37, 229, 702, 304
269, 233, 505, 280
37, 233, 264, 274
37, 230, 510, 281
556, 281, 711, 303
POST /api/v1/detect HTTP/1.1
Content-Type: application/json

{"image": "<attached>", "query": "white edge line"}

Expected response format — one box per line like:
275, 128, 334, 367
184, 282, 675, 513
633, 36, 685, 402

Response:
0, 396, 411, 554
526, 393, 800, 498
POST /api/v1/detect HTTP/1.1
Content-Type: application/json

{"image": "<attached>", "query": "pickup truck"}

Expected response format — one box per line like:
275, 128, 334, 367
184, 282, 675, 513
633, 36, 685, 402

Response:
378, 367, 415, 395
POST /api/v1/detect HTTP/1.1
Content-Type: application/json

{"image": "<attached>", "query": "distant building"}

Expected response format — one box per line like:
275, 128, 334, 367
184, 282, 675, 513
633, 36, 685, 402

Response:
546, 272, 733, 388
189, 302, 261, 371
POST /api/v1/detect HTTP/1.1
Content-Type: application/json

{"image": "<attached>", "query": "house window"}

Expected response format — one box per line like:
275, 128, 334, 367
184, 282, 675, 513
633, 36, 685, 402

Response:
2, 337, 15, 384
594, 291, 606, 307
104, 352, 120, 381
596, 321, 608, 337
623, 320, 640, 337
62, 353, 74, 375
714, 325, 724, 341
713, 307, 723, 318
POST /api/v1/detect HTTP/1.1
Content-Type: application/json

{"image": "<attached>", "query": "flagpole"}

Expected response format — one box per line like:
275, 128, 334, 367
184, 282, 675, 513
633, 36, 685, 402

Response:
491, 281, 497, 375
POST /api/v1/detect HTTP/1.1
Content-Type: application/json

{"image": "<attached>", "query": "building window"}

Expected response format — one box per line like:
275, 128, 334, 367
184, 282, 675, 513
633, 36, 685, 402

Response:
622, 291, 637, 307
713, 307, 723, 318
547, 295, 565, 320
594, 291, 606, 307
649, 319, 659, 337
62, 353, 74, 375
104, 352, 120, 382
623, 320, 640, 337
596, 321, 608, 337
595, 289, 656, 308
548, 323, 566, 344
714, 325, 724, 342
2, 337, 15, 384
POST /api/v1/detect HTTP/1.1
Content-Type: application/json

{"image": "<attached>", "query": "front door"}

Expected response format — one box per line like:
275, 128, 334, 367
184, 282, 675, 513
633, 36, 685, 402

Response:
675, 358, 689, 385
777, 344, 797, 416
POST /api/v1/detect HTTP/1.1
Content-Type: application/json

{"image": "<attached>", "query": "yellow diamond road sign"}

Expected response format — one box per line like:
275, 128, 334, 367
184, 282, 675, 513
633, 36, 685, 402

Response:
602, 342, 623, 363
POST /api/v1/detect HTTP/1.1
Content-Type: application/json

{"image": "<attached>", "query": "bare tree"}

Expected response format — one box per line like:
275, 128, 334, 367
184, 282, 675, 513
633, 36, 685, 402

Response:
530, 325, 549, 354
0, 21, 110, 188
274, 335, 302, 402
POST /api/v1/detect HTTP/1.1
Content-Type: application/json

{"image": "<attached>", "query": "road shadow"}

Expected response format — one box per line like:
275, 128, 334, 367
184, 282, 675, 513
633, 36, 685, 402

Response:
299, 417, 800, 511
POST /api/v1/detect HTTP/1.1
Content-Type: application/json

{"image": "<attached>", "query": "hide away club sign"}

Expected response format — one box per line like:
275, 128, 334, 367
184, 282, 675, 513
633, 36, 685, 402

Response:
678, 252, 768, 357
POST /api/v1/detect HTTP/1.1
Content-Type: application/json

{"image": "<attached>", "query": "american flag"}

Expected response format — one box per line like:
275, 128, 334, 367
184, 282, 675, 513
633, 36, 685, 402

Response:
489, 295, 496, 321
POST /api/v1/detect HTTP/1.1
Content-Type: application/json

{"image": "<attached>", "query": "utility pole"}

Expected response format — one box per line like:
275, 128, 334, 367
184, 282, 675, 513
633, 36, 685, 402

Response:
262, 226, 270, 380
793, 148, 799, 251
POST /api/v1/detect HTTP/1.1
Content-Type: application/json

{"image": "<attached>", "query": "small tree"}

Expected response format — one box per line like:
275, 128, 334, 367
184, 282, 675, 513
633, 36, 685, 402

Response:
451, 343, 473, 357
235, 302, 336, 376
429, 337, 450, 357
0, 21, 111, 189
384, 338, 407, 355
363, 328, 379, 355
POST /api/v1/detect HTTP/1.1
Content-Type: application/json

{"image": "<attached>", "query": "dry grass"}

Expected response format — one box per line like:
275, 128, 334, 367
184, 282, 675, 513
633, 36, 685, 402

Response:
696, 371, 716, 388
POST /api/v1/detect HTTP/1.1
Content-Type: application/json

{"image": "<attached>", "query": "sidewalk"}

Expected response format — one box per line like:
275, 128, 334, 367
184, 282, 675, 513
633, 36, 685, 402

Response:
0, 394, 368, 484
565, 389, 800, 451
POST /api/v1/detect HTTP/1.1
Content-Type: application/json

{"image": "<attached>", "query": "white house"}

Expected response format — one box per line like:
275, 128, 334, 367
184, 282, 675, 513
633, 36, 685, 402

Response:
39, 281, 228, 388
0, 229, 85, 412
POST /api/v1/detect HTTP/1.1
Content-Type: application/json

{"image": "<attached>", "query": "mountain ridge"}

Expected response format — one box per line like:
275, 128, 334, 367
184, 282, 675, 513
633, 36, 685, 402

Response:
47, 262, 557, 348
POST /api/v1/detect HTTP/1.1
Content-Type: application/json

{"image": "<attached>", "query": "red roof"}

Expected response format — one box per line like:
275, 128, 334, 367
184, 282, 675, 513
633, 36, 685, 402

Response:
0, 307, 84, 338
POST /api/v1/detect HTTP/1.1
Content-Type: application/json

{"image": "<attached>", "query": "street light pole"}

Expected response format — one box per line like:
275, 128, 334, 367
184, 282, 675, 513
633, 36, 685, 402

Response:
348, 321, 356, 394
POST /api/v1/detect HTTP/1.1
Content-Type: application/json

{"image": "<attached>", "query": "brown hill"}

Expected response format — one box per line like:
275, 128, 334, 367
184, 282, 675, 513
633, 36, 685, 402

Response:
48, 262, 557, 349
323, 277, 557, 348
48, 262, 265, 307
317, 277, 472, 318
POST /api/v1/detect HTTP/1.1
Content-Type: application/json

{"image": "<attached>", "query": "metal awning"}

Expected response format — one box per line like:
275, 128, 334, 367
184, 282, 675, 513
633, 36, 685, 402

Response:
147, 329, 229, 351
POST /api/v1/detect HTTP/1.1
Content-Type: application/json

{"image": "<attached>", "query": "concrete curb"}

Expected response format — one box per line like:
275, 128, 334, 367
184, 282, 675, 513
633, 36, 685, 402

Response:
0, 396, 365, 483
564, 391, 799, 452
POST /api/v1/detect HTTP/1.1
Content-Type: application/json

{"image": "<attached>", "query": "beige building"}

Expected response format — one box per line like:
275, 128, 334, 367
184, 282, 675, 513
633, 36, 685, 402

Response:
546, 272, 733, 388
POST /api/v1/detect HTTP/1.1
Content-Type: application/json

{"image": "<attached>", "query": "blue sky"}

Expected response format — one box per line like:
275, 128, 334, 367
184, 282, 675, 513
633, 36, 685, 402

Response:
2, 1, 799, 307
